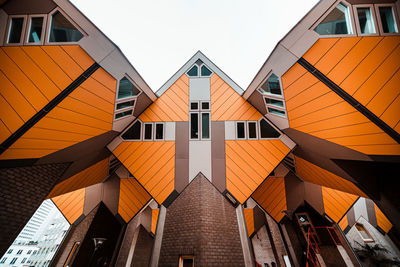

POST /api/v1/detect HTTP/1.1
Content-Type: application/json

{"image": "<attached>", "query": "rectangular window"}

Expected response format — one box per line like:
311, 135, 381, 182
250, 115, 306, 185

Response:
265, 97, 284, 107
21, 258, 27, 264
202, 113, 210, 139
355, 223, 374, 242
7, 250, 12, 254
236, 122, 246, 139
115, 110, 132, 119
179, 256, 194, 267
116, 100, 134, 110
378, 6, 399, 33
356, 7, 376, 34
27, 17, 44, 43
0, 258, 6, 263
201, 101, 210, 110
248, 121, 257, 139
144, 123, 153, 140
17, 250, 22, 255
190, 113, 199, 139
155, 123, 164, 140
268, 107, 286, 117
10, 258, 17, 264
27, 250, 32, 254
8, 17, 24, 43
190, 102, 199, 111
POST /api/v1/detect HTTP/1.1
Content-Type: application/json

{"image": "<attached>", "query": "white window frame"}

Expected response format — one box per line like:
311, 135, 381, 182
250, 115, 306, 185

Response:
258, 117, 282, 140
190, 101, 200, 111
258, 72, 283, 97
200, 111, 211, 140
200, 100, 210, 111
154, 122, 165, 141
24, 14, 48, 45
355, 223, 374, 242
4, 15, 27, 46
236, 121, 247, 140
247, 121, 258, 139
114, 109, 133, 121
199, 63, 213, 77
352, 4, 379, 36
267, 106, 287, 118
186, 64, 200, 78
114, 75, 142, 121
374, 3, 400, 36
264, 95, 286, 110
143, 122, 154, 141
115, 99, 136, 112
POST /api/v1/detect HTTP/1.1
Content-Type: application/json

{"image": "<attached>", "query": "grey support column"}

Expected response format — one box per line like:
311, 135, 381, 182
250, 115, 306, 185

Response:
236, 205, 255, 267
149, 205, 167, 267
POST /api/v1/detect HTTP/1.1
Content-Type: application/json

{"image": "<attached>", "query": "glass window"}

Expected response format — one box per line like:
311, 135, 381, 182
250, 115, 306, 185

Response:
122, 121, 141, 140
248, 122, 257, 139
7, 250, 12, 254
0, 258, 6, 263
201, 65, 212, 76
260, 118, 280, 138
201, 102, 210, 110
115, 110, 132, 119
49, 11, 83, 42
10, 258, 17, 264
236, 122, 245, 139
315, 2, 353, 35
27, 250, 32, 254
17, 250, 22, 255
190, 113, 199, 139
144, 124, 153, 140
355, 223, 374, 242
265, 98, 284, 107
379, 6, 398, 33
190, 102, 199, 110
28, 17, 44, 43
187, 65, 198, 77
116, 100, 134, 110
357, 7, 376, 34
155, 123, 164, 140
268, 107, 286, 117
8, 17, 24, 43
259, 74, 282, 95
21, 258, 27, 263
202, 113, 210, 139
118, 77, 140, 99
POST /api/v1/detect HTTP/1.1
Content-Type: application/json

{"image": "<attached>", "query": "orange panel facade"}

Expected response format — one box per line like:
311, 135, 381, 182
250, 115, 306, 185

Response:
321, 187, 358, 223
52, 188, 85, 224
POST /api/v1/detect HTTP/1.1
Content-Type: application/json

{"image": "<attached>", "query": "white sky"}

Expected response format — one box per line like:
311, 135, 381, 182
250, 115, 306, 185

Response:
71, 0, 320, 91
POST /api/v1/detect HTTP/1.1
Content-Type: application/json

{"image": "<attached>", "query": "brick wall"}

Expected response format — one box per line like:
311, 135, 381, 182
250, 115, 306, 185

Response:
131, 225, 154, 267
158, 174, 245, 267
0, 163, 70, 256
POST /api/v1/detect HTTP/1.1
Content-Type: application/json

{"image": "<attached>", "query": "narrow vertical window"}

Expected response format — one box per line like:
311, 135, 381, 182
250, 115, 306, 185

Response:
248, 122, 257, 139
28, 17, 44, 43
357, 7, 376, 34
379, 6, 398, 33
144, 124, 153, 140
155, 123, 164, 140
190, 113, 199, 139
202, 113, 210, 139
7, 17, 24, 43
236, 122, 246, 139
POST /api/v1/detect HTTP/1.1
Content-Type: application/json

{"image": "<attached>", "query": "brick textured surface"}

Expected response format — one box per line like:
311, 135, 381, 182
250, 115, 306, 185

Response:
131, 225, 154, 267
0, 162, 69, 256
158, 174, 245, 267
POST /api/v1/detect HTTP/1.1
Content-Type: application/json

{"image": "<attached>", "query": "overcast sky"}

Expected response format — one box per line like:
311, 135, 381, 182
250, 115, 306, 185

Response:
70, 0, 320, 91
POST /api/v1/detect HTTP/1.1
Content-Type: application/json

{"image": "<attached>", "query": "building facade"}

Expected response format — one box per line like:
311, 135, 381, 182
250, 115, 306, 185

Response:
0, 0, 399, 266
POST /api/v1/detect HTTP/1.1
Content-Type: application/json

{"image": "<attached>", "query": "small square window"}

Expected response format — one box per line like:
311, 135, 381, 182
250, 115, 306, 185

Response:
190, 102, 199, 111
201, 101, 210, 110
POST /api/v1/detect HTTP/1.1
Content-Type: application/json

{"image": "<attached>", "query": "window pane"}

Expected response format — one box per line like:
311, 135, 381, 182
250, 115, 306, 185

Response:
202, 113, 210, 139
265, 98, 284, 107
183, 258, 194, 267
187, 65, 198, 77
115, 110, 132, 119
49, 11, 83, 42
191, 113, 199, 139
248, 122, 257, 139
237, 122, 245, 139
116, 100, 134, 110
122, 121, 141, 140
28, 17, 44, 43
315, 3, 352, 35
144, 124, 153, 140
379, 7, 398, 33
260, 119, 280, 138
357, 8, 375, 34
190, 102, 199, 110
201, 65, 212, 76
8, 18, 24, 43
155, 124, 164, 140
201, 102, 209, 110
260, 74, 281, 95
118, 77, 140, 99
268, 107, 286, 116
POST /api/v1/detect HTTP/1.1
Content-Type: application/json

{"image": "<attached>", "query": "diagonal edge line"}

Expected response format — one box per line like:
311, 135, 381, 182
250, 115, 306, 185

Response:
297, 57, 400, 145
0, 62, 100, 154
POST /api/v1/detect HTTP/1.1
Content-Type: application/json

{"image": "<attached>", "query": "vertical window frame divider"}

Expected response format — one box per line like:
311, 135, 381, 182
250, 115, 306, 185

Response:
24, 14, 48, 45
374, 3, 400, 36
352, 4, 379, 36
45, 7, 87, 45
4, 14, 27, 46
310, 0, 357, 38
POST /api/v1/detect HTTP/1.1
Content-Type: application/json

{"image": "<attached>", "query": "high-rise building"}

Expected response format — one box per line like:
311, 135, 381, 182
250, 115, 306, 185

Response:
0, 0, 399, 266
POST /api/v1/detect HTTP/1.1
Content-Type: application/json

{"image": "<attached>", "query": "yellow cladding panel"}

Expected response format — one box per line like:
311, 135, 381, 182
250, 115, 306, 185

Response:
295, 156, 367, 197
48, 158, 109, 198
52, 188, 85, 224
338, 216, 348, 231
151, 209, 160, 234
244, 208, 255, 237
322, 187, 358, 223
0, 66, 116, 160
252, 177, 287, 222
374, 204, 393, 233
282, 61, 400, 155
118, 178, 151, 223
113, 141, 175, 204
225, 139, 290, 204
210, 74, 262, 121
140, 75, 189, 122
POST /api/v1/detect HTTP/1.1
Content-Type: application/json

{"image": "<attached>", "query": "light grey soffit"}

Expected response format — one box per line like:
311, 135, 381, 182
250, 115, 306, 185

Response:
156, 50, 244, 97
54, 0, 156, 101
243, 0, 336, 99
